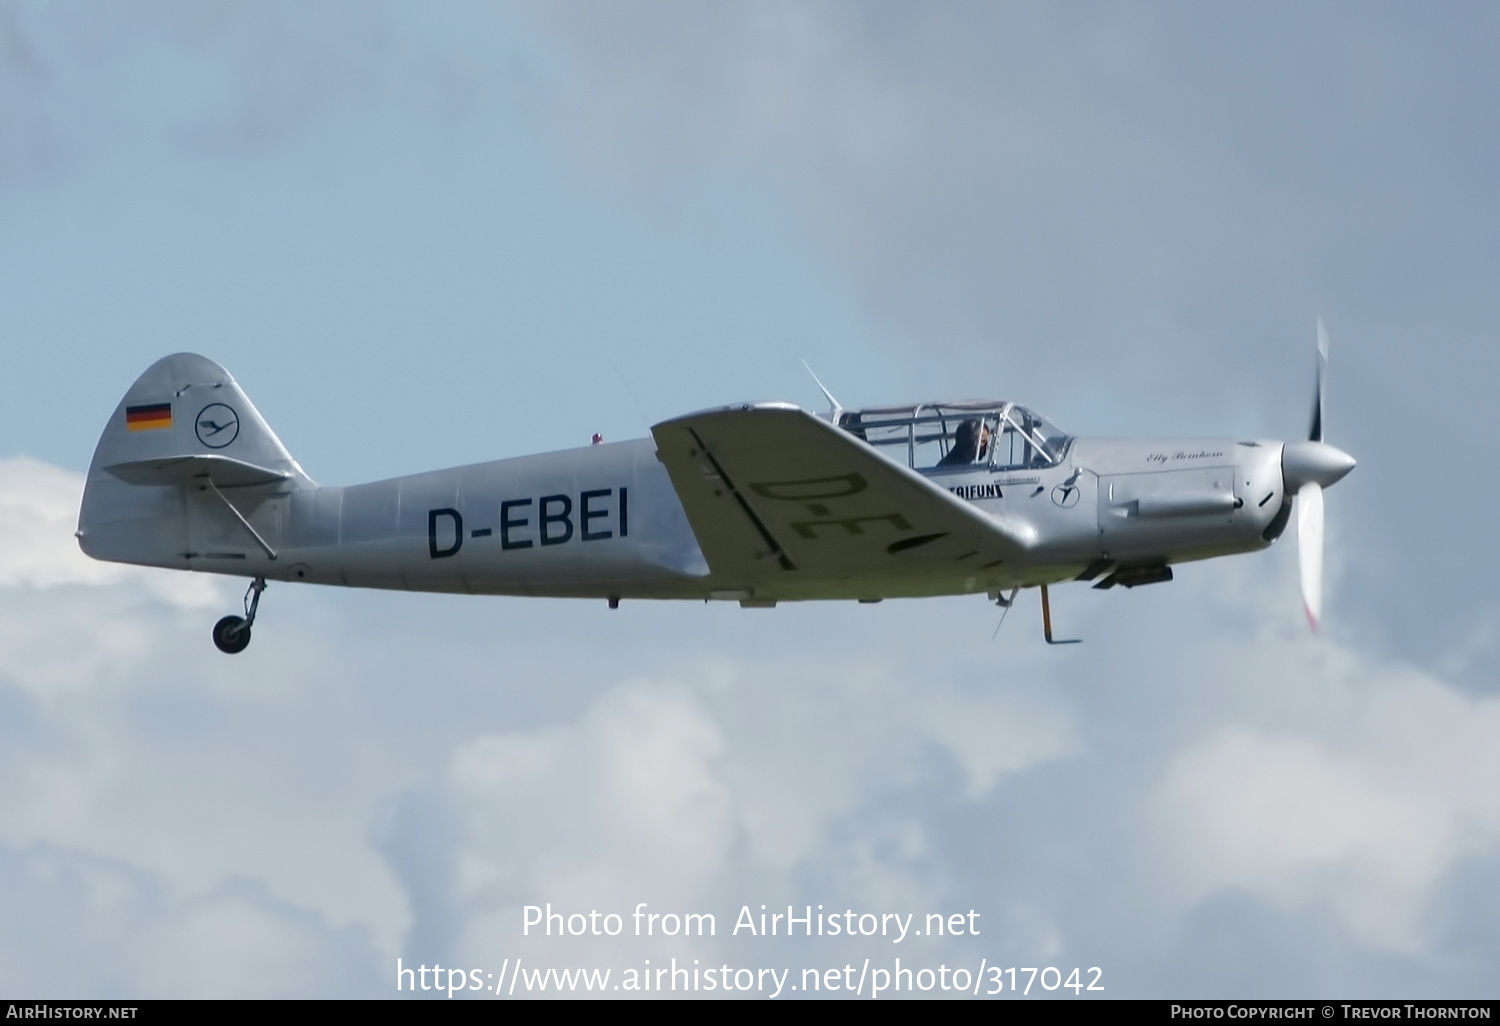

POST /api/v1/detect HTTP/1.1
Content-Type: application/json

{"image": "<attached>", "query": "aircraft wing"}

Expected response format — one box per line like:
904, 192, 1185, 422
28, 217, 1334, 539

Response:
651, 403, 1033, 586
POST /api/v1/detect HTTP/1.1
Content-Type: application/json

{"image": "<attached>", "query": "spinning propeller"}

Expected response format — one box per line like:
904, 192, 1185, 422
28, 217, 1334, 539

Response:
1280, 320, 1356, 630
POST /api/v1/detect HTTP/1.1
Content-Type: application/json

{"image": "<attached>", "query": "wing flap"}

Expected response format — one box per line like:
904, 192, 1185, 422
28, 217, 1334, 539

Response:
651, 404, 1031, 587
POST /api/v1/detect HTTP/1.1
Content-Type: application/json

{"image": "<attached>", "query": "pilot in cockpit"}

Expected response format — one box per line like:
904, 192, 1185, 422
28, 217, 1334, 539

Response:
937, 418, 991, 467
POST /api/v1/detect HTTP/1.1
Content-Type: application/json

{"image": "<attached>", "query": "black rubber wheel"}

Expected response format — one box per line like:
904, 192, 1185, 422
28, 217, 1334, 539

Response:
212, 615, 251, 654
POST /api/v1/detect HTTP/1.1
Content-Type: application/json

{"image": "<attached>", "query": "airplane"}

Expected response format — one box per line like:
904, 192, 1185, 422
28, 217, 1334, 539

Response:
76, 329, 1355, 653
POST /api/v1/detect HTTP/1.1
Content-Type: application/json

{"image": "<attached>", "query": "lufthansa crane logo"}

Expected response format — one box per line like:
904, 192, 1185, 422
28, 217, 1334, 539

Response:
1051, 483, 1080, 508
195, 403, 240, 448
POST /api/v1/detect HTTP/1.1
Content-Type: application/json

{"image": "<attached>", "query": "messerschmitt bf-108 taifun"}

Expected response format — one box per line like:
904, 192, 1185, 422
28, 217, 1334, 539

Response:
77, 327, 1354, 652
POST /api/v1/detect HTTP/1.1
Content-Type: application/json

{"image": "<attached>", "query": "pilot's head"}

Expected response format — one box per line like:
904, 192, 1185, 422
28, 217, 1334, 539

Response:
953, 419, 981, 459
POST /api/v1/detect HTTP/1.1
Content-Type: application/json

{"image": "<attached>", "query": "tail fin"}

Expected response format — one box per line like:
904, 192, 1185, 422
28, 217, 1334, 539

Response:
78, 353, 313, 570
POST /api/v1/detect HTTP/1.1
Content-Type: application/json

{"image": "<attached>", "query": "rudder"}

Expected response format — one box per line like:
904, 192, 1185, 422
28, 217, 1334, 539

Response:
78, 353, 314, 570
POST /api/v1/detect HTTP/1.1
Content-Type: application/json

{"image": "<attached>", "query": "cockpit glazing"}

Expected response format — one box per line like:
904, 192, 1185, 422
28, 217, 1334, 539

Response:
836, 402, 1071, 473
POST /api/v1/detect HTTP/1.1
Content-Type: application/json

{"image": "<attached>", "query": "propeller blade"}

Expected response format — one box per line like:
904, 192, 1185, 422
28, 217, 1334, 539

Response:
1310, 318, 1328, 443
1297, 481, 1324, 630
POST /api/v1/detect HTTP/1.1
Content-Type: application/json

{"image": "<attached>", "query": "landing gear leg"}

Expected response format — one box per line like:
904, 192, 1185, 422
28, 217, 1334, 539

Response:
213, 576, 265, 654
1040, 584, 1081, 645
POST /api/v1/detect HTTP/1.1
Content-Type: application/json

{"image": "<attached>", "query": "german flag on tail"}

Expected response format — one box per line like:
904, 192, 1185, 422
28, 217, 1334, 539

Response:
125, 403, 172, 431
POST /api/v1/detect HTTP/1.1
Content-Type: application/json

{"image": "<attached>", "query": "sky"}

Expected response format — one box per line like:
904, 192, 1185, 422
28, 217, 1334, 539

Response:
0, 0, 1497, 999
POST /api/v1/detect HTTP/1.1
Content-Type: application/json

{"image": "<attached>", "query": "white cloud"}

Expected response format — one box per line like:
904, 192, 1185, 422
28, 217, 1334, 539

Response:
451, 682, 733, 911
0, 456, 220, 607
445, 659, 1076, 967
1151, 629, 1500, 953
133, 879, 381, 998
0, 457, 408, 991
0, 456, 125, 588
0, 841, 381, 998
521, 1, 1228, 401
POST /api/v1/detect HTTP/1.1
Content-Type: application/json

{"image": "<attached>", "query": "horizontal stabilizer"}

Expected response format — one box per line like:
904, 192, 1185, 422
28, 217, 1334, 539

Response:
105, 455, 291, 488
652, 403, 1030, 587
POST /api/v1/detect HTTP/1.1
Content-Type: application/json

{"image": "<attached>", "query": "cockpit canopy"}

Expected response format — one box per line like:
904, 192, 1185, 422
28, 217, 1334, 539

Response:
836, 401, 1072, 473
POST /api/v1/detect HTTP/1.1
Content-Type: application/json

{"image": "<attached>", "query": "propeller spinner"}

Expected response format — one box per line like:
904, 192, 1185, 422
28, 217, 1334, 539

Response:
1281, 320, 1356, 629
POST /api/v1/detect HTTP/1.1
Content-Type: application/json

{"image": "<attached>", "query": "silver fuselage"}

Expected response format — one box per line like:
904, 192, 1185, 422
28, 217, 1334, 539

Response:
83, 433, 1287, 602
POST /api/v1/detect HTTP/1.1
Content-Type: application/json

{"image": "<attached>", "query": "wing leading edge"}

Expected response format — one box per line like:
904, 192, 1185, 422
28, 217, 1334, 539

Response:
651, 403, 1033, 597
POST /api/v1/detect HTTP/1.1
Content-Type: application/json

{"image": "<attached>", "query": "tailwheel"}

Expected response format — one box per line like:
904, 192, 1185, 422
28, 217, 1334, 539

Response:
213, 615, 251, 654
212, 577, 265, 654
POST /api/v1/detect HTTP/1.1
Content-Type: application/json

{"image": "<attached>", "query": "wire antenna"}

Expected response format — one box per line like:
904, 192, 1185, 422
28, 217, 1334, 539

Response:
991, 587, 1020, 640
801, 360, 843, 421
608, 356, 652, 431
